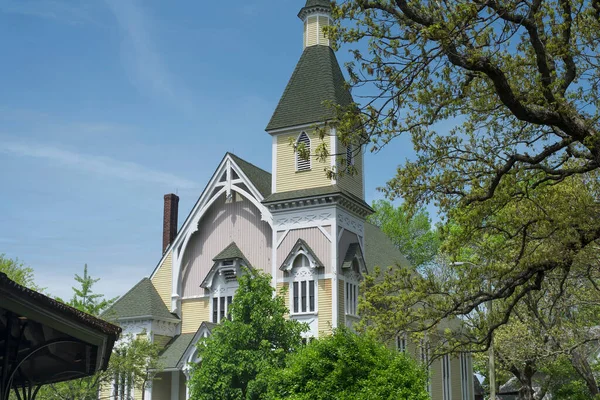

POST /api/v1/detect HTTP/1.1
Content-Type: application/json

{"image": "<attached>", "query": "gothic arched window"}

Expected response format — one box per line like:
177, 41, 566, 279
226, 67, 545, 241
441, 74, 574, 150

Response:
296, 132, 311, 171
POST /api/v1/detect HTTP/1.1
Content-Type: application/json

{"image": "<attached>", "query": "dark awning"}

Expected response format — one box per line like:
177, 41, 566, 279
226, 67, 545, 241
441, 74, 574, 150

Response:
0, 272, 121, 400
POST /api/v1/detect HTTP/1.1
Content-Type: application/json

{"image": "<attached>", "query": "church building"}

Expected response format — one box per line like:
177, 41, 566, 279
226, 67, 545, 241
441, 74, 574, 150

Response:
102, 1, 475, 399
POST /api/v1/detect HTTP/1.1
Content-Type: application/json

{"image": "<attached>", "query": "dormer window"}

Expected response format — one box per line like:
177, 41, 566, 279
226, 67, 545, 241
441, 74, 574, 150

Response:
280, 239, 323, 317
296, 132, 311, 171
200, 242, 251, 324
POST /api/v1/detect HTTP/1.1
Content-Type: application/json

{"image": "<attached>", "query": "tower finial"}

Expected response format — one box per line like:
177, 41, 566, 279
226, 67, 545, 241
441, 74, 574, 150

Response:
298, 0, 332, 49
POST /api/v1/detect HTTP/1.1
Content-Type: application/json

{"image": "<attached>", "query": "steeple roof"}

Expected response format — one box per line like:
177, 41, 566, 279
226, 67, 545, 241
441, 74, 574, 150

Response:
299, 0, 332, 17
305, 0, 331, 7
266, 45, 353, 132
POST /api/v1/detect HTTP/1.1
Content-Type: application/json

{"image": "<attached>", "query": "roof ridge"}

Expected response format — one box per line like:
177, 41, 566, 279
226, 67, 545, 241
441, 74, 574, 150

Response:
103, 277, 150, 316
227, 152, 271, 176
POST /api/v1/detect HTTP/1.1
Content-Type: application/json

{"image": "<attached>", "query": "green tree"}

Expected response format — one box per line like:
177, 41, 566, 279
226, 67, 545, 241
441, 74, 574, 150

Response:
368, 200, 440, 269
39, 266, 160, 400
324, 1, 600, 394
261, 328, 429, 400
188, 268, 306, 400
69, 264, 117, 315
0, 254, 41, 290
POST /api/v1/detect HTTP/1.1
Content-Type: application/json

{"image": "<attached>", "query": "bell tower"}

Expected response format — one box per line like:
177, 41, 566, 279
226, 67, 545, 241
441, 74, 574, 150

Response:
263, 1, 372, 336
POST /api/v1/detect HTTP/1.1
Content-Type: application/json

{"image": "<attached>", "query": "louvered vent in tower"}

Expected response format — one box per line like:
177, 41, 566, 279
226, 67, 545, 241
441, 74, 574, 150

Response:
296, 132, 311, 171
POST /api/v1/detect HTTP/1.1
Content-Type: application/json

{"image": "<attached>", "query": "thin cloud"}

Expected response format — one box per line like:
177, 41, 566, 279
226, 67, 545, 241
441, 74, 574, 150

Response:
0, 141, 198, 190
0, 0, 101, 26
104, 0, 194, 113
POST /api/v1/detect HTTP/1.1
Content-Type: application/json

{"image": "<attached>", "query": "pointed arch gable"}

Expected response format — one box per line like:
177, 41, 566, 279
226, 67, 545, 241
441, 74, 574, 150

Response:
280, 238, 324, 272
149, 153, 273, 314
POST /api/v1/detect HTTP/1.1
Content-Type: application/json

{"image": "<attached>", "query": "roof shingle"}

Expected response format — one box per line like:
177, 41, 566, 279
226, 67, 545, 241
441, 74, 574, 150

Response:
102, 278, 176, 321
266, 45, 353, 132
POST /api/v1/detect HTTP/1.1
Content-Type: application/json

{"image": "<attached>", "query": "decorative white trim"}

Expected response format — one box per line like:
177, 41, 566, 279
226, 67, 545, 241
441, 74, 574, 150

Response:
272, 135, 277, 193
163, 153, 273, 314
317, 225, 332, 242
331, 207, 338, 328
274, 207, 335, 230
337, 209, 365, 236
330, 127, 337, 185
276, 229, 291, 249
266, 121, 326, 135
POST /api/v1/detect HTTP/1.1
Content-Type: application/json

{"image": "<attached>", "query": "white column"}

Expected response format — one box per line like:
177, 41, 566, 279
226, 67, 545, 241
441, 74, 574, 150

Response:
144, 381, 153, 400
171, 371, 180, 400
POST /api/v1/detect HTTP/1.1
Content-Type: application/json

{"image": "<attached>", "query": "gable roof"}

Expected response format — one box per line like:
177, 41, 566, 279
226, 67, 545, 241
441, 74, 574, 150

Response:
266, 45, 353, 132
227, 153, 272, 198
212, 242, 247, 262
102, 278, 177, 322
157, 322, 217, 369
280, 238, 325, 271
363, 222, 411, 272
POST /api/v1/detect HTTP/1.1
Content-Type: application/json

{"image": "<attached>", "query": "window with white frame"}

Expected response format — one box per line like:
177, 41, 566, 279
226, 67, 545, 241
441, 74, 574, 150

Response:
296, 132, 311, 171
460, 353, 471, 400
291, 254, 316, 314
345, 258, 360, 316
345, 281, 358, 315
212, 295, 233, 323
442, 354, 452, 400
396, 333, 407, 352
210, 260, 238, 323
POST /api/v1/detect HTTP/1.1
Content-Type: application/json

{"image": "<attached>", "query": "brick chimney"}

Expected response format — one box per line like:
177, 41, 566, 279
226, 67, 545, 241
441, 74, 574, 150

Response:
163, 193, 179, 254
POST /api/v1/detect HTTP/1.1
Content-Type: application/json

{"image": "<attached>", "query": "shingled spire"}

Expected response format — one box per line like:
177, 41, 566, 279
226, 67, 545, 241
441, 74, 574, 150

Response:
266, 0, 352, 132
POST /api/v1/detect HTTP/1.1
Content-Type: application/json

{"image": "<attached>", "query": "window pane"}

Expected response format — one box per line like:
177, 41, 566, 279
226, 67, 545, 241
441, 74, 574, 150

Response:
293, 282, 299, 313
220, 296, 225, 321
227, 296, 233, 320
301, 281, 307, 312
212, 298, 218, 323
309, 280, 315, 311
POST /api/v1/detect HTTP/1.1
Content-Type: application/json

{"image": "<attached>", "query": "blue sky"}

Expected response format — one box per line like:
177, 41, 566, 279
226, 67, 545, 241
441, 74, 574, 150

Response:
0, 0, 418, 300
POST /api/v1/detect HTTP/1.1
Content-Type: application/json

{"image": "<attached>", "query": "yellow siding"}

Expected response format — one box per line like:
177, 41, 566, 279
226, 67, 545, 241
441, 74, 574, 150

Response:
99, 383, 111, 400
338, 279, 345, 327
318, 279, 332, 335
306, 16, 318, 47
430, 358, 443, 400
181, 298, 210, 333
134, 385, 143, 400
318, 16, 330, 46
151, 251, 172, 309
276, 129, 332, 193
152, 372, 171, 400
451, 356, 462, 400
336, 141, 364, 199
277, 282, 290, 315
154, 334, 172, 349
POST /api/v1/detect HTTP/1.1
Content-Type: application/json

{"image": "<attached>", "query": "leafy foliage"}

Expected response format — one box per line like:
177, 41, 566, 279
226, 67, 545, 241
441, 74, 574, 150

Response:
262, 328, 429, 400
188, 268, 306, 400
0, 254, 41, 291
38, 265, 159, 400
368, 200, 440, 269
324, 0, 600, 394
69, 264, 117, 316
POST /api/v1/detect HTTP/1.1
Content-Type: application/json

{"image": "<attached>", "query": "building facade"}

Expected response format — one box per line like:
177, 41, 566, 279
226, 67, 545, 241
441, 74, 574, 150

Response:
101, 1, 475, 399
